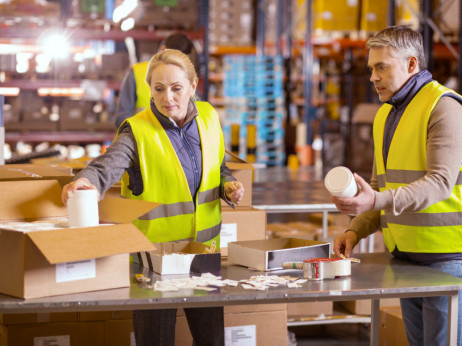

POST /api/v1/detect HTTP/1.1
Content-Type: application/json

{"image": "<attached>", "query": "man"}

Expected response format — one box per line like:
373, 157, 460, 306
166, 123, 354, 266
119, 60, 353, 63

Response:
115, 32, 196, 128
332, 26, 462, 346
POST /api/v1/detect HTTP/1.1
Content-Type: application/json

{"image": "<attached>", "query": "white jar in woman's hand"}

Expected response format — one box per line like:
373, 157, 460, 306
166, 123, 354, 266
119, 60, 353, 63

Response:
67, 190, 99, 227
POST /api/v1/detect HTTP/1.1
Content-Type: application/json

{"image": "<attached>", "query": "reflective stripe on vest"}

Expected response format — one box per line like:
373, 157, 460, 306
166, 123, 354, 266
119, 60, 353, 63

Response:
373, 81, 462, 253
121, 101, 224, 247
133, 61, 150, 109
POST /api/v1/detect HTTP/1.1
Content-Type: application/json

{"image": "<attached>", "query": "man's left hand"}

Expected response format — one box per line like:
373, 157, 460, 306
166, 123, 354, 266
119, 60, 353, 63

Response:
331, 173, 375, 215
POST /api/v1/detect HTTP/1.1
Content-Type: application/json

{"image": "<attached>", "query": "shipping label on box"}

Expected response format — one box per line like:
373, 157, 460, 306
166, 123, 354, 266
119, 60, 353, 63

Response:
221, 206, 266, 256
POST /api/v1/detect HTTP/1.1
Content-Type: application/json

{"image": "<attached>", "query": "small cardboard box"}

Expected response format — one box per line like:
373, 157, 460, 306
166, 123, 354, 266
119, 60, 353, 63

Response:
135, 241, 221, 275
379, 306, 407, 346
227, 238, 331, 271
175, 304, 287, 346
0, 321, 105, 346
220, 206, 266, 256
222, 161, 254, 207
0, 180, 158, 299
0, 164, 74, 187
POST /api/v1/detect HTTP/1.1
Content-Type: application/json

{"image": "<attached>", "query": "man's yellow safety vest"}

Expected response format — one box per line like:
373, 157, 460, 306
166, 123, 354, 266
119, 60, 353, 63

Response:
120, 101, 224, 248
373, 81, 462, 253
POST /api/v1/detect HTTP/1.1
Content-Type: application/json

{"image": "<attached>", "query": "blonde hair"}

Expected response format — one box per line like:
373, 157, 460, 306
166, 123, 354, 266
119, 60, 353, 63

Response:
367, 26, 427, 70
145, 49, 198, 91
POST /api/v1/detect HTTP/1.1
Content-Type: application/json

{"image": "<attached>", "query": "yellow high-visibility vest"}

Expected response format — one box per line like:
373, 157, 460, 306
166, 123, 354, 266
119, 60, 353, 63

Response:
373, 81, 462, 253
133, 61, 150, 109
120, 101, 224, 247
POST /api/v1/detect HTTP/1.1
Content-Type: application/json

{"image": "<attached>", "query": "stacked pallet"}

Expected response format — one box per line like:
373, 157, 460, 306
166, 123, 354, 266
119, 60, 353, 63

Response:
223, 55, 286, 166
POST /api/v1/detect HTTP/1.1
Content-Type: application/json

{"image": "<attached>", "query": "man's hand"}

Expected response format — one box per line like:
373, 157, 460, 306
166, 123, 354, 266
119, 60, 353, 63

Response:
333, 231, 358, 258
331, 173, 375, 215
224, 181, 244, 205
62, 178, 100, 206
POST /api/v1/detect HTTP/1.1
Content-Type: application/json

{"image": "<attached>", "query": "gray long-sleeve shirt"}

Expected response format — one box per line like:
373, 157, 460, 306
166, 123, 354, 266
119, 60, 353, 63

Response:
76, 100, 235, 204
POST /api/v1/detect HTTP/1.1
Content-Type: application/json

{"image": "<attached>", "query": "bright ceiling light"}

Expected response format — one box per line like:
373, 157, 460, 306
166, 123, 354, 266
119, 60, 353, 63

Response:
113, 0, 138, 23
121, 18, 135, 31
39, 31, 71, 60
0, 87, 20, 96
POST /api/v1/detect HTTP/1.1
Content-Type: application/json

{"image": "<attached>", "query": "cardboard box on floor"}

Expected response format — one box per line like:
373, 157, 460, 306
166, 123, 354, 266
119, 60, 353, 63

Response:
287, 301, 333, 318
338, 298, 400, 316
0, 321, 105, 346
221, 206, 266, 256
0, 164, 74, 187
0, 180, 158, 299
228, 238, 331, 271
379, 306, 407, 346
134, 241, 221, 275
175, 304, 287, 346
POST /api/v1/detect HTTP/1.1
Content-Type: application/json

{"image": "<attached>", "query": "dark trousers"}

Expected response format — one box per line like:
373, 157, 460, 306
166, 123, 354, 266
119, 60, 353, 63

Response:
133, 307, 225, 346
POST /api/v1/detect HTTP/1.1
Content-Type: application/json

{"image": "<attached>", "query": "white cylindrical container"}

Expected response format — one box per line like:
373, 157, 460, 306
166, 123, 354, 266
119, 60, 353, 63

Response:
67, 190, 99, 228
324, 166, 358, 198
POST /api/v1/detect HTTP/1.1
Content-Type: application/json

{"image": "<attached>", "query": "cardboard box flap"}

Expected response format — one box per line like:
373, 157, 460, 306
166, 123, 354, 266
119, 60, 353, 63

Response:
0, 164, 73, 177
0, 180, 66, 221
224, 149, 255, 170
28, 224, 155, 264
151, 241, 210, 254
99, 196, 162, 224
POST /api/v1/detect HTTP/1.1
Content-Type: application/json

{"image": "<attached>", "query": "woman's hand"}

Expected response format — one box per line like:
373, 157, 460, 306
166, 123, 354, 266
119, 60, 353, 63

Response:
61, 178, 100, 206
224, 181, 245, 205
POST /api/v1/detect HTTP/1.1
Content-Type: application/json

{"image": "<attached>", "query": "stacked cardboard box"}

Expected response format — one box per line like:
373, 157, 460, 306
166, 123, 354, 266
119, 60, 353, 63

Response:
0, 311, 134, 346
175, 304, 288, 346
209, 0, 254, 45
379, 306, 408, 346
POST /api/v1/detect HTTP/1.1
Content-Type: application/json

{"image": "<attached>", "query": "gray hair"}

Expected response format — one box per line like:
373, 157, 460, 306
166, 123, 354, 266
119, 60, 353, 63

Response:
366, 26, 427, 70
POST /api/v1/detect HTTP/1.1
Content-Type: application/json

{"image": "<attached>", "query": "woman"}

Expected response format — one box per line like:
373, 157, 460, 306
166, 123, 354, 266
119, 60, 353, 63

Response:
62, 49, 244, 346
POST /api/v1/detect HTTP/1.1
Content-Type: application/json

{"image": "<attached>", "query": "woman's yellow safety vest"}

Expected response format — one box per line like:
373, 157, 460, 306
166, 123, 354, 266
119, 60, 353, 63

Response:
373, 81, 462, 253
133, 61, 150, 109
120, 101, 224, 248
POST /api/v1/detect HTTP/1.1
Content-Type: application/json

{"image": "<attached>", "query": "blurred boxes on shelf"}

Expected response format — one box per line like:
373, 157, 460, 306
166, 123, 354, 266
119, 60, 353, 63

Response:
313, 0, 359, 32
209, 0, 254, 45
360, 0, 388, 32
379, 306, 408, 346
175, 304, 287, 346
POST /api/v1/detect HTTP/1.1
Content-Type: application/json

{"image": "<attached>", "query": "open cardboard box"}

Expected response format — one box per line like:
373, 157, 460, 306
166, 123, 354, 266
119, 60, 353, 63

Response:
0, 164, 74, 187
0, 180, 158, 299
135, 241, 221, 275
227, 238, 331, 271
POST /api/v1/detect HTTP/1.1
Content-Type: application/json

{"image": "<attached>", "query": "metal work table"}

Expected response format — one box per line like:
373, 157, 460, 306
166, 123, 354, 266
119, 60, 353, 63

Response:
251, 166, 374, 252
0, 253, 461, 346
252, 167, 337, 236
